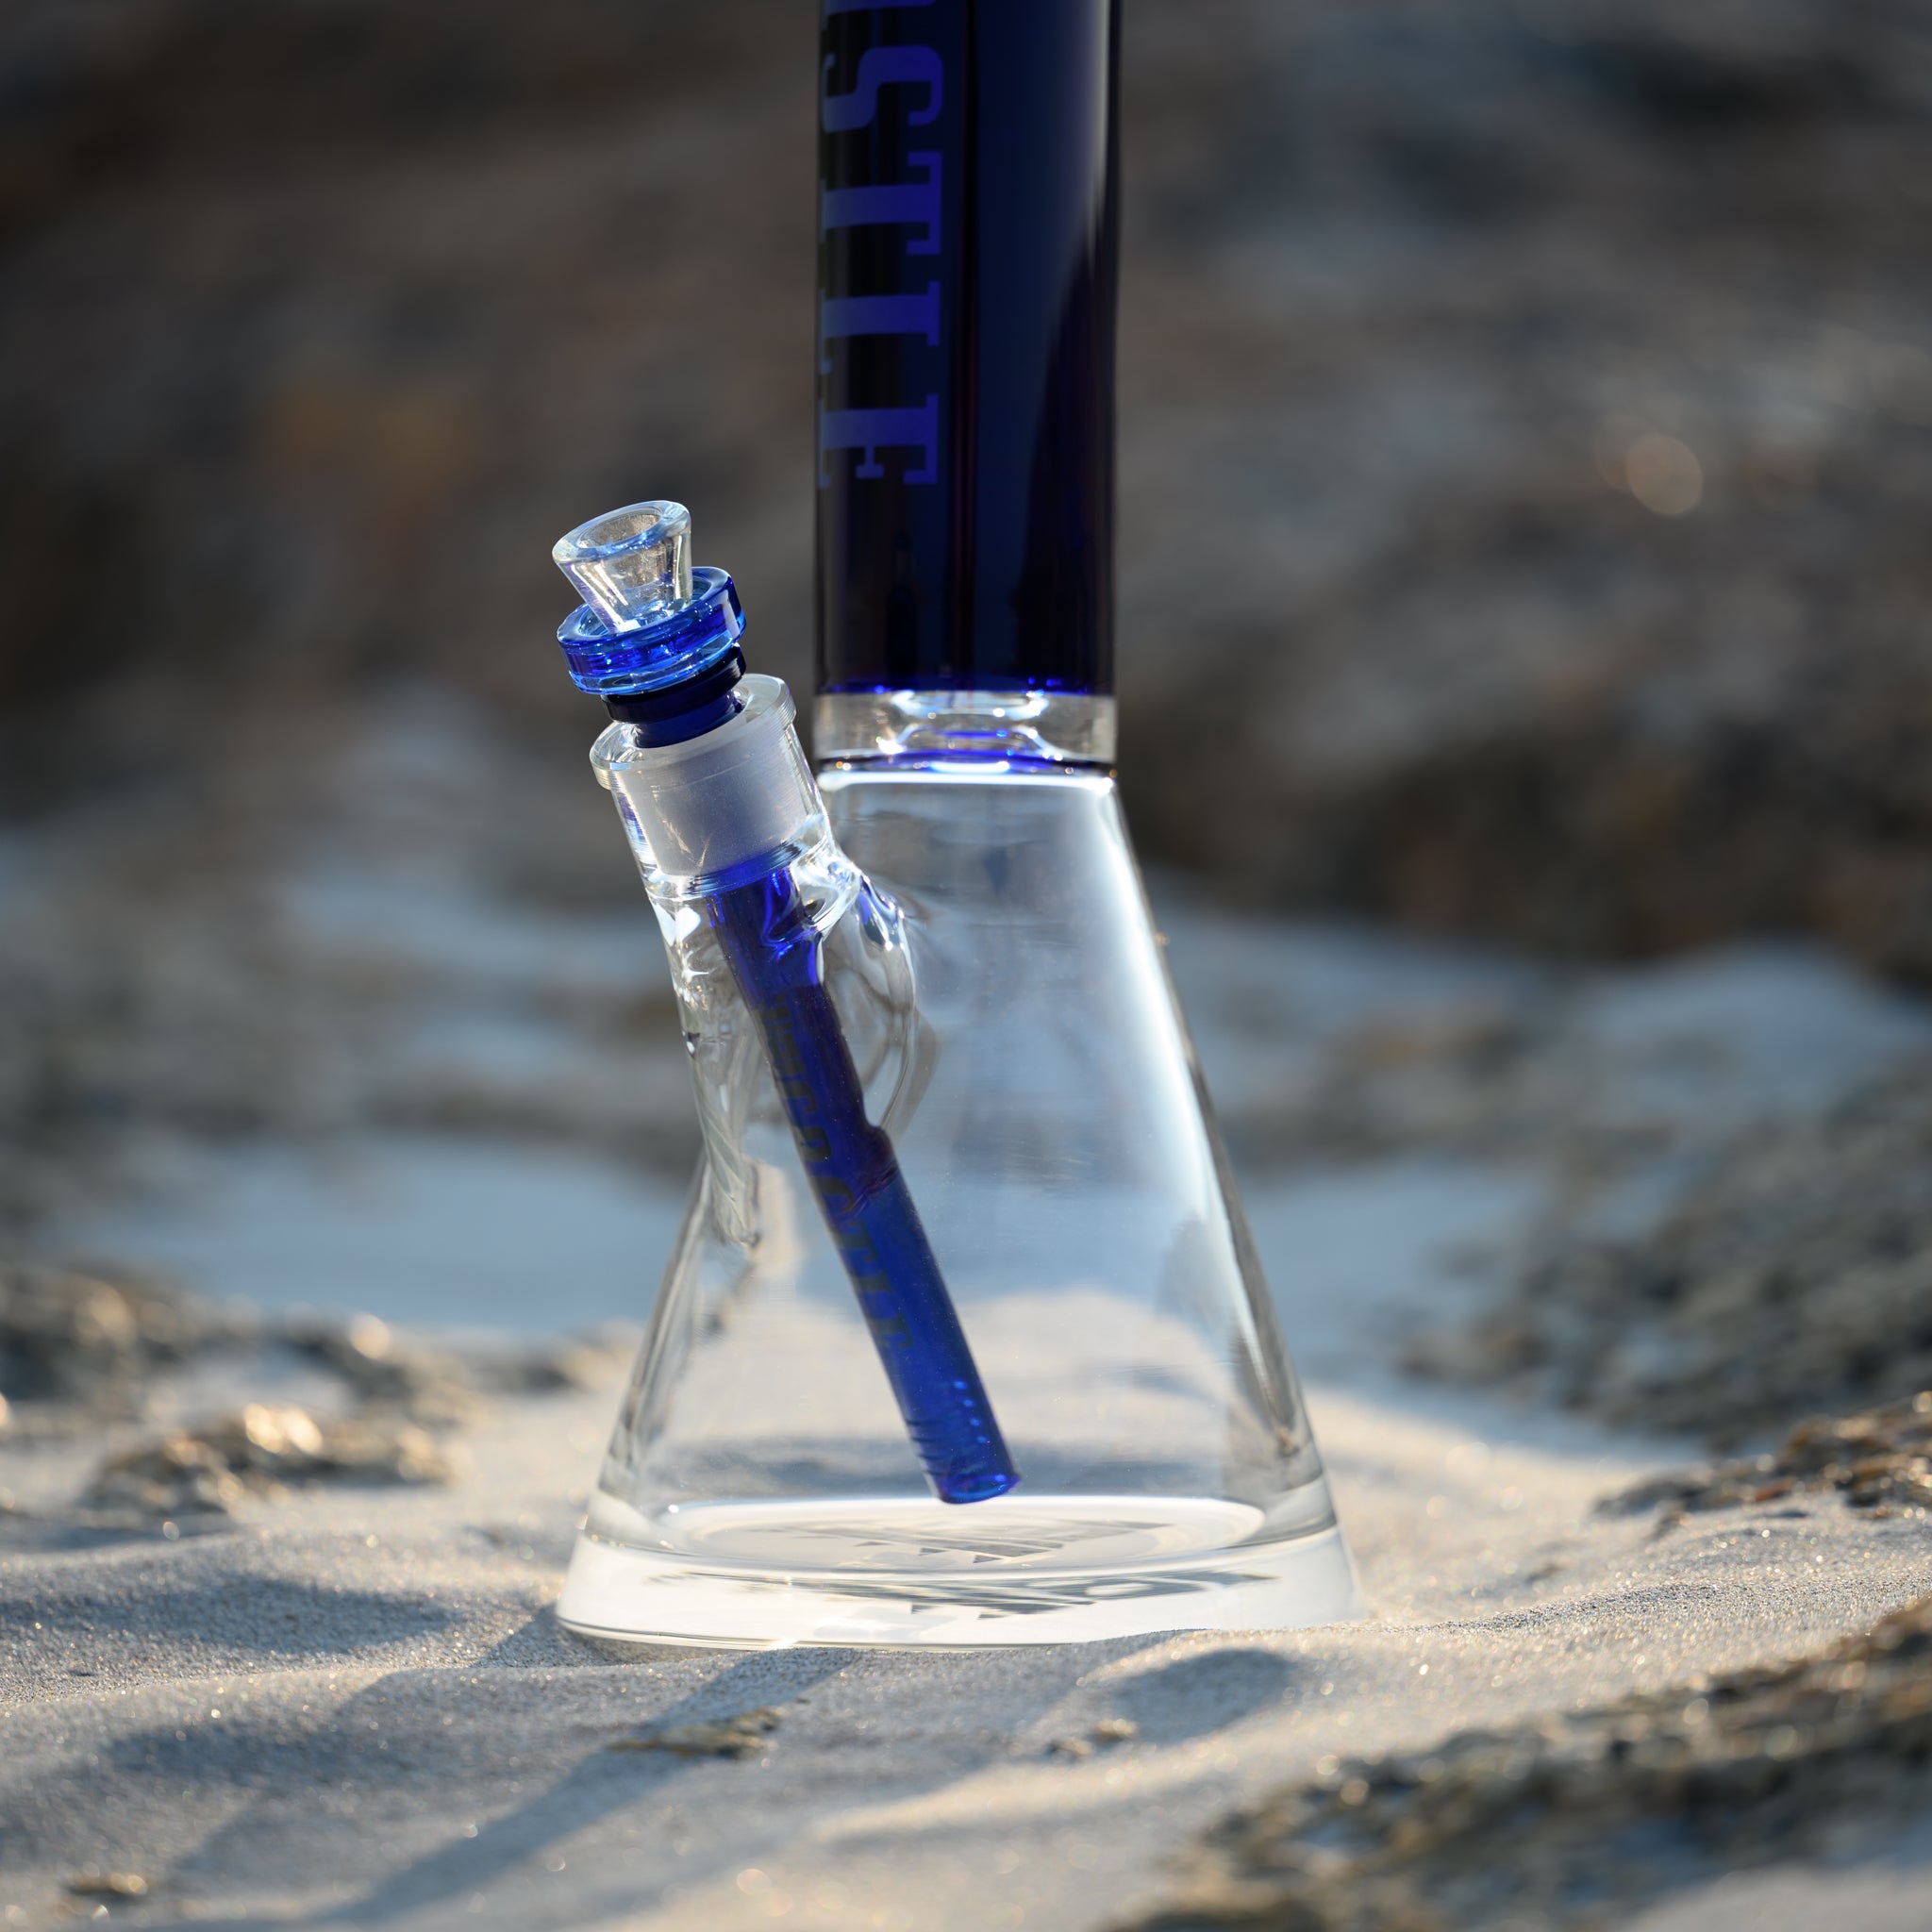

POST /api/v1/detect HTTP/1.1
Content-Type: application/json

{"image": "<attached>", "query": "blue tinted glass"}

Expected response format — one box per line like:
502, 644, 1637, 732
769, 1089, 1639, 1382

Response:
815, 0, 1120, 696
556, 566, 744, 700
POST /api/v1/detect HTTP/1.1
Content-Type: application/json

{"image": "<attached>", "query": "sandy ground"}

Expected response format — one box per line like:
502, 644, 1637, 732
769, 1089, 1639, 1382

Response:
4, 1371, 1930, 1931
7, 851, 1932, 1928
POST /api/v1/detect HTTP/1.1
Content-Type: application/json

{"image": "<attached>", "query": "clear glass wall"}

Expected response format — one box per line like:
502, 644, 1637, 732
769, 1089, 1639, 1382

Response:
558, 752, 1358, 1647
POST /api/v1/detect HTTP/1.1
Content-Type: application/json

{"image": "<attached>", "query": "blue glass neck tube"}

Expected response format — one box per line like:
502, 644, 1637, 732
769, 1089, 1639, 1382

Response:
815, 0, 1121, 698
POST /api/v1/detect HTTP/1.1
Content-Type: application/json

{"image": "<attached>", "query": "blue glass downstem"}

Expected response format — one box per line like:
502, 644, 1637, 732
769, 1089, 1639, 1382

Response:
553, 502, 1019, 1506
706, 871, 1014, 1502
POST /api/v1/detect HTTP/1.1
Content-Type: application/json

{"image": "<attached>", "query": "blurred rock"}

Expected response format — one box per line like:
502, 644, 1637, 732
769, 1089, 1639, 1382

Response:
1117, 4, 1932, 974
1126, 1593, 1932, 1932
284, 1310, 626, 1426
1406, 1071, 1932, 1443
1607, 1391, 1932, 1522
4, 0, 1931, 974
1046, 1718, 1140, 1761
283, 1312, 487, 1427
607, 1707, 783, 1761
66, 1874, 151, 1903
0, 1253, 619, 1466
0, 1259, 249, 1414
0, 0, 817, 824
1118, 0, 1932, 978
85, 1400, 454, 1517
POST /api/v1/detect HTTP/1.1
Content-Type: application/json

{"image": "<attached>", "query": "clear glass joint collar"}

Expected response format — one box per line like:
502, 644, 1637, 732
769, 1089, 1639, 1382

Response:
814, 690, 1116, 768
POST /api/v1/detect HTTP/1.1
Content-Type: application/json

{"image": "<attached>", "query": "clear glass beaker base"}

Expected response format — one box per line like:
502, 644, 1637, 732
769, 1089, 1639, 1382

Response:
556, 1491, 1363, 1649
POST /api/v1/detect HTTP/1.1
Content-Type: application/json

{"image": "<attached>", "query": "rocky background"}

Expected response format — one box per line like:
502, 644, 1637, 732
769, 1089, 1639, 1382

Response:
1123, 0, 1932, 975
4, 0, 1930, 965
7, 0, 1932, 1428
8, 19, 1932, 1918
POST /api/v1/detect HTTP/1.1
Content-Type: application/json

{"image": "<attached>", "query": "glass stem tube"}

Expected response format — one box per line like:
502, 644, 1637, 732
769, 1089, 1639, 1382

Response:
705, 867, 1019, 1505
551, 505, 1022, 1509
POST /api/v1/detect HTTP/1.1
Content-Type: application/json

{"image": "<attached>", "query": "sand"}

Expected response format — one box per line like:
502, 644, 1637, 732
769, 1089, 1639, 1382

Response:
7, 850, 1932, 1928
5, 1364, 1930, 1931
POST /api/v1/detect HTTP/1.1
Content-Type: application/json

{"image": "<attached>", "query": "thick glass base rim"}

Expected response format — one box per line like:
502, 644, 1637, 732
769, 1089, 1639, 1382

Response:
579, 1487, 1341, 1584
556, 1510, 1363, 1650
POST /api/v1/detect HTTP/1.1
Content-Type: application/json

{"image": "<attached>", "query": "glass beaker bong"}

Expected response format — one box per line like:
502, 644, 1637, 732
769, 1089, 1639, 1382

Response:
553, 0, 1358, 1647
549, 504, 1359, 1647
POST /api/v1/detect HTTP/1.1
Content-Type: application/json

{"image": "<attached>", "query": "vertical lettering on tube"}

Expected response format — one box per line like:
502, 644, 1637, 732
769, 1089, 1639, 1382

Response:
815, 0, 1121, 699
